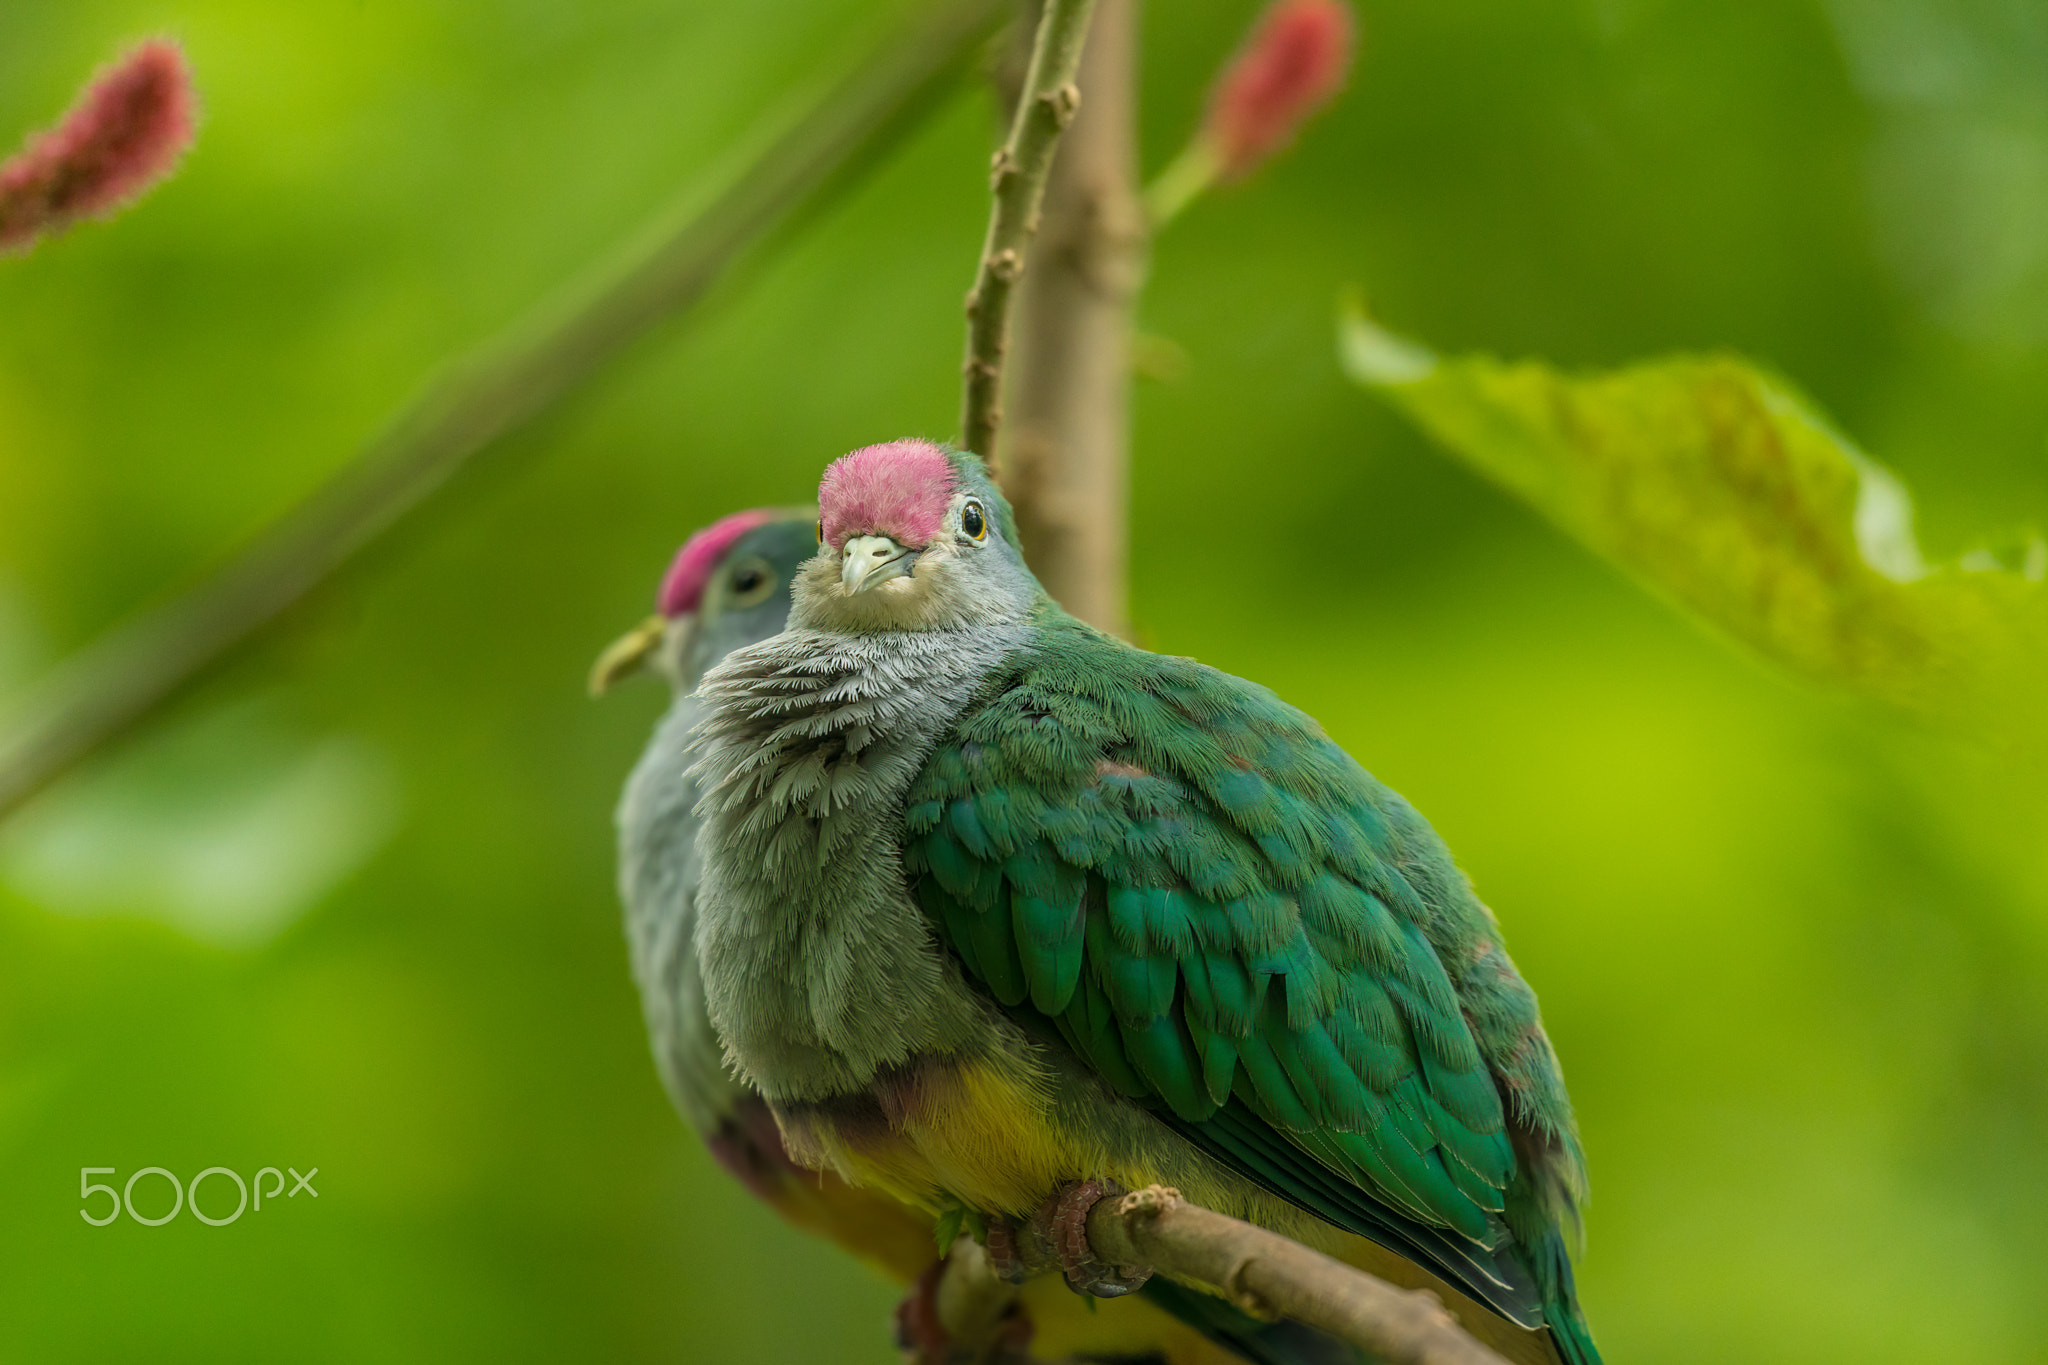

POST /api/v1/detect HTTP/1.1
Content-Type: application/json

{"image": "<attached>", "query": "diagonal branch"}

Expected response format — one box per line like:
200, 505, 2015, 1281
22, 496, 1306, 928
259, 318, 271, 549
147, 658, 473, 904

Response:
959, 0, 1098, 459
1088, 1186, 1516, 1365
930, 1185, 1517, 1365
0, 0, 1005, 822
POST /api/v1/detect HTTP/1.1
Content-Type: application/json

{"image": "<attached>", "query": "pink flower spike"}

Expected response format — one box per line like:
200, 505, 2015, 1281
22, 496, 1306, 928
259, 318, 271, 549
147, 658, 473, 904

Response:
1205, 0, 1354, 181
0, 38, 198, 254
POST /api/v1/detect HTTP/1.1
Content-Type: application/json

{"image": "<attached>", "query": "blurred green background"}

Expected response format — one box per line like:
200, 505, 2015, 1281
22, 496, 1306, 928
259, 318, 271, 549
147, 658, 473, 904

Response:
4, 0, 2047, 1360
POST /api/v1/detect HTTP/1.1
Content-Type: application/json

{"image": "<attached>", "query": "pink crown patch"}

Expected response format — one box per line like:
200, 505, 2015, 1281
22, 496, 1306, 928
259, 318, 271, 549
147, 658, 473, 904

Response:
818, 440, 956, 550
657, 509, 778, 617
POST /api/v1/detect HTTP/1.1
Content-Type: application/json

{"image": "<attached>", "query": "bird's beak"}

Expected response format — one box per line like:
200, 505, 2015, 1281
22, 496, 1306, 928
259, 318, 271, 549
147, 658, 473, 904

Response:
589, 614, 671, 697
841, 535, 919, 595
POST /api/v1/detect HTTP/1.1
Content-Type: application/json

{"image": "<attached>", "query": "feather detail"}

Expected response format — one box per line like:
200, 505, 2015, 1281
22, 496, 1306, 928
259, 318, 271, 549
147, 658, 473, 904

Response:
898, 602, 1591, 1351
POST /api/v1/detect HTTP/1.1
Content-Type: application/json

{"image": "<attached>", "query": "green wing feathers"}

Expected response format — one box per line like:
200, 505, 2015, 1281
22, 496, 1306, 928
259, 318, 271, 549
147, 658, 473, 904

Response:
902, 612, 1594, 1351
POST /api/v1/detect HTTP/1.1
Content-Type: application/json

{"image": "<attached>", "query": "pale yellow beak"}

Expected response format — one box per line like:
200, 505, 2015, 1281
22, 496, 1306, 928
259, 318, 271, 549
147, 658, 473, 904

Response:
589, 614, 669, 697
841, 534, 918, 595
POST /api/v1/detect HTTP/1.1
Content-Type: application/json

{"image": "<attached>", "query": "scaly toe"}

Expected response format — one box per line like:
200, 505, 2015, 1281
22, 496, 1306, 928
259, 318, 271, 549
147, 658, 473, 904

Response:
984, 1215, 1030, 1285
1045, 1178, 1153, 1298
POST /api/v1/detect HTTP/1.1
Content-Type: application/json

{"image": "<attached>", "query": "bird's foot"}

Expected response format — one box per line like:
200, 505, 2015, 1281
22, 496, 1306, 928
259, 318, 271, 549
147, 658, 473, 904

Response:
984, 1214, 1031, 1284
1043, 1179, 1153, 1298
981, 1180, 1154, 1299
1047, 1179, 1152, 1297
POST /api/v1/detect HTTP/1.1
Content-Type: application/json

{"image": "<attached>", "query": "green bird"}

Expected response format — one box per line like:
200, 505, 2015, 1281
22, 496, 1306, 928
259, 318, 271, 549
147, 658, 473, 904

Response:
599, 508, 945, 1269
676, 440, 1600, 1365
606, 505, 1365, 1365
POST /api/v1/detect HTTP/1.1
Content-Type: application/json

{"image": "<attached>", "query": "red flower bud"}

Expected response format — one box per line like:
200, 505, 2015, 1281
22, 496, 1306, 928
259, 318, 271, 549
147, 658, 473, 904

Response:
1204, 0, 1354, 180
0, 39, 198, 254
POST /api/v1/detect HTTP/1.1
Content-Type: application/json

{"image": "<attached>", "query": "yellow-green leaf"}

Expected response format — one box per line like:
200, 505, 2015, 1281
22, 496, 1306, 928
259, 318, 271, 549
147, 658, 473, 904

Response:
933, 1201, 966, 1255
1339, 304, 2048, 741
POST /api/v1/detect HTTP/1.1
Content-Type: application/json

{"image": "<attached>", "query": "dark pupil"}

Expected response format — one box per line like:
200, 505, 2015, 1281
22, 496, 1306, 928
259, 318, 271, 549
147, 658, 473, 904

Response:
963, 504, 985, 537
733, 569, 763, 593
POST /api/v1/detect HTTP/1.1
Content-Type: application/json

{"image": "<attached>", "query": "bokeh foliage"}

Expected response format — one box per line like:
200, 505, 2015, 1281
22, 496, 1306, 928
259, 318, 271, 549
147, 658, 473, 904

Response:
1340, 308, 2048, 741
3, 1, 2047, 1363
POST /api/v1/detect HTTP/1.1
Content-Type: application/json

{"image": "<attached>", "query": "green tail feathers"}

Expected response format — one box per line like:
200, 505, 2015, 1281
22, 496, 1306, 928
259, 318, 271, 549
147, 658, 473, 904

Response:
1546, 1305, 1602, 1365
1529, 1229, 1602, 1365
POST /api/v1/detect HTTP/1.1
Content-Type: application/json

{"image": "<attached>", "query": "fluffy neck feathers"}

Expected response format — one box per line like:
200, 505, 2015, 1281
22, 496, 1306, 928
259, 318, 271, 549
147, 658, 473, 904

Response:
686, 623, 1029, 1100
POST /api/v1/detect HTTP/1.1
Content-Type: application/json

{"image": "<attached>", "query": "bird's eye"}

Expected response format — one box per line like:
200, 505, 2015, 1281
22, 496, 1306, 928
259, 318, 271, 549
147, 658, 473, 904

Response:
815, 519, 825, 546
725, 556, 777, 608
961, 500, 987, 541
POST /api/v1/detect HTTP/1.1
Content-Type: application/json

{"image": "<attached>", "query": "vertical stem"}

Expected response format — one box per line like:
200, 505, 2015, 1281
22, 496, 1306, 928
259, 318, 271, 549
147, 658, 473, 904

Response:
996, 0, 1143, 635
959, 0, 1100, 461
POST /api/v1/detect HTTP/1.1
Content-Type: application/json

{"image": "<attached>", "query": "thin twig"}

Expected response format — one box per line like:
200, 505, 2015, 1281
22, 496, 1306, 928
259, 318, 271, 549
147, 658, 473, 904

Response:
996, 0, 1142, 636
959, 0, 1098, 459
0, 0, 1004, 821
1086, 1186, 1516, 1365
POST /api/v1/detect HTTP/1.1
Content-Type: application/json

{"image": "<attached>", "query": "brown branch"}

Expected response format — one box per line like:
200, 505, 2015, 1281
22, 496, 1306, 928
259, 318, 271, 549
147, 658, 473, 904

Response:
928, 1185, 1517, 1365
0, 0, 1005, 822
995, 0, 1143, 636
931, 1234, 1025, 1362
959, 0, 1098, 460
1086, 1186, 1516, 1365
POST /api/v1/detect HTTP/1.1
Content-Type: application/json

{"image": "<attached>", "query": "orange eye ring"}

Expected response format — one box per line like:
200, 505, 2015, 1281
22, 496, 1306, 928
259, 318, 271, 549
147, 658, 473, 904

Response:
961, 501, 987, 541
